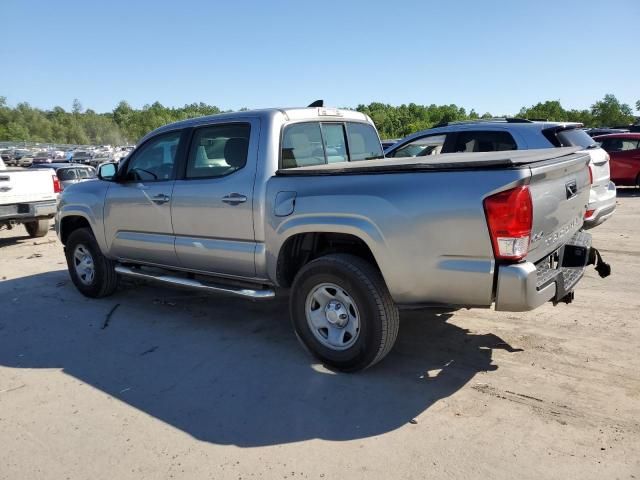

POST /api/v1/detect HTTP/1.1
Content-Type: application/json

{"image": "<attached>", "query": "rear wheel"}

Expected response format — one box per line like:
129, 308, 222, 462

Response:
290, 254, 399, 372
24, 219, 50, 238
65, 227, 118, 298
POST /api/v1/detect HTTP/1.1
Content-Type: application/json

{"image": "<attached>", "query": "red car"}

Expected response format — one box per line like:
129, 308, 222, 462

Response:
594, 133, 640, 187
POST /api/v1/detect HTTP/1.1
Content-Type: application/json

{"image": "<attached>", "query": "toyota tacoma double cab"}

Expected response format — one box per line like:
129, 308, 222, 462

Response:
56, 106, 609, 371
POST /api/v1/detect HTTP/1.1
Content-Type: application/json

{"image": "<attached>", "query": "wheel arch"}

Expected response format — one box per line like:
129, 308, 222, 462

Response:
275, 231, 383, 288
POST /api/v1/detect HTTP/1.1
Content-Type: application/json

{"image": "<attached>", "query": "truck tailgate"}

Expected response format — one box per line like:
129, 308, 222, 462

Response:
526, 151, 591, 263
0, 169, 57, 206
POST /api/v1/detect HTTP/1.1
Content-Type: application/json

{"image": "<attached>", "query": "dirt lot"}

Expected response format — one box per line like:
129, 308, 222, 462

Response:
1, 191, 639, 480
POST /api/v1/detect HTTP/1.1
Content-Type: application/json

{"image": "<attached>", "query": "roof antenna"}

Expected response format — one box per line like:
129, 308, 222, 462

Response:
307, 100, 324, 107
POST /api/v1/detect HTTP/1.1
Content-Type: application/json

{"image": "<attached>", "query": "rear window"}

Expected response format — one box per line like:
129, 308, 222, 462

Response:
57, 168, 77, 180
346, 123, 384, 161
281, 121, 382, 169
544, 127, 596, 148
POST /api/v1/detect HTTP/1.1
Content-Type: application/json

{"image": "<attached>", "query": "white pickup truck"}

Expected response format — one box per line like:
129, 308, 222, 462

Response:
0, 159, 60, 237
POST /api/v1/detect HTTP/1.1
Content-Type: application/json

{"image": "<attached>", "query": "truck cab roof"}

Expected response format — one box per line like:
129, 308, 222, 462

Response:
140, 107, 371, 145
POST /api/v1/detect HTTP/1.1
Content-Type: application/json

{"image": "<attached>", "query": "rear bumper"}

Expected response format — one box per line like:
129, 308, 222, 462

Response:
495, 230, 592, 311
0, 200, 57, 223
584, 181, 616, 229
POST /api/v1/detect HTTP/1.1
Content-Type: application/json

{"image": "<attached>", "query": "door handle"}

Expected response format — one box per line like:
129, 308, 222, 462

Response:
222, 193, 247, 205
151, 193, 170, 204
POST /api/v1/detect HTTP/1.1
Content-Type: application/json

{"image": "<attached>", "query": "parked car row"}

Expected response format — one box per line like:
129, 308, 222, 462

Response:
0, 144, 135, 168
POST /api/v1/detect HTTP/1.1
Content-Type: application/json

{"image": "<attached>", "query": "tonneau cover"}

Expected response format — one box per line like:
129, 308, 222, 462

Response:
277, 147, 583, 175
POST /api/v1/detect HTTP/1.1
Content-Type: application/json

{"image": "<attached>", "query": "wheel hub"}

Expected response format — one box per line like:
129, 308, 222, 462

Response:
325, 301, 349, 328
73, 244, 95, 285
305, 283, 360, 351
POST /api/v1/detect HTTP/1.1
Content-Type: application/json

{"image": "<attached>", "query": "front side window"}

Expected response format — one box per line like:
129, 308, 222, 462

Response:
389, 134, 447, 158
600, 138, 640, 152
186, 123, 250, 179
125, 131, 181, 182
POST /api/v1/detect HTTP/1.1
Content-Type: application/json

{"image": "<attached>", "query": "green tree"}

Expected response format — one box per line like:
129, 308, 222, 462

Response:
518, 100, 568, 121
590, 94, 634, 127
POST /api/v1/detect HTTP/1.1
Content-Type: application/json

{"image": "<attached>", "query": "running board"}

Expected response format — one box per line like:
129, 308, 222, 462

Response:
114, 265, 276, 299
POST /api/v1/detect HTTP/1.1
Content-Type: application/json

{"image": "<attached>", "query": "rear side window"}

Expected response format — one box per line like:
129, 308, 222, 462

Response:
451, 131, 517, 153
544, 127, 596, 148
77, 167, 96, 178
599, 138, 640, 152
186, 123, 250, 179
281, 122, 382, 168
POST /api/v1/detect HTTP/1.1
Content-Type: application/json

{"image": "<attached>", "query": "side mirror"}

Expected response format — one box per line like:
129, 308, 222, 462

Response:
98, 162, 117, 181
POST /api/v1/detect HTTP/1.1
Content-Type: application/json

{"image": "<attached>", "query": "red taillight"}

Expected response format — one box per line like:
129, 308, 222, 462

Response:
585, 209, 595, 219
52, 174, 61, 193
588, 165, 593, 185
483, 186, 533, 261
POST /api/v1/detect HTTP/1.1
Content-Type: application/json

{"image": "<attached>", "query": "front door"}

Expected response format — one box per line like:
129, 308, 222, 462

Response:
104, 130, 183, 266
171, 120, 259, 278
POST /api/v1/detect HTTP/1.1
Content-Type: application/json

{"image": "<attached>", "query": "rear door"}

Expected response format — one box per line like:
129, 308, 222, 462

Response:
171, 119, 260, 278
103, 130, 183, 266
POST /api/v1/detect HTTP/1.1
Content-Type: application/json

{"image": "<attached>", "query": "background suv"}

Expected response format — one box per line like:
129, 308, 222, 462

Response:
384, 119, 616, 229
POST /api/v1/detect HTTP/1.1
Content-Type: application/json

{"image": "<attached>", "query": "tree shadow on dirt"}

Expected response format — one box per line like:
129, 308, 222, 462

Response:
0, 270, 522, 447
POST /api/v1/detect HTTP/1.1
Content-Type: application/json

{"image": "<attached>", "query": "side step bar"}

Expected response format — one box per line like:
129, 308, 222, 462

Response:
114, 265, 276, 300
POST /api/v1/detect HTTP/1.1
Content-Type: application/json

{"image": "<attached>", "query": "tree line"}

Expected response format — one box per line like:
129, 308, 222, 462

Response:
0, 94, 637, 145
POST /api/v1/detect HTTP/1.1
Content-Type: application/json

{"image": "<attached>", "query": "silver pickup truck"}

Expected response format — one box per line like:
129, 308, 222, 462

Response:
56, 107, 609, 371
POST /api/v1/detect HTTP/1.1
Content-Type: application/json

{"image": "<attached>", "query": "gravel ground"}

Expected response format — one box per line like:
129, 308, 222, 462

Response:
1, 190, 639, 480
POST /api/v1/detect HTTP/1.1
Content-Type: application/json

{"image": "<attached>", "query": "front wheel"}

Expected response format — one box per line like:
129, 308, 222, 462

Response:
24, 219, 50, 238
65, 227, 118, 298
290, 254, 399, 372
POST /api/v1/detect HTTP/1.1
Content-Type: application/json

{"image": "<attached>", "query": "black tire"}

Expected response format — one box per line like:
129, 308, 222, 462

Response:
24, 219, 50, 238
290, 253, 400, 372
65, 227, 118, 298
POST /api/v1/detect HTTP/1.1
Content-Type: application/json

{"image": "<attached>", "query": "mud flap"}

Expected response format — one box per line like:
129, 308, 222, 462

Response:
588, 247, 611, 278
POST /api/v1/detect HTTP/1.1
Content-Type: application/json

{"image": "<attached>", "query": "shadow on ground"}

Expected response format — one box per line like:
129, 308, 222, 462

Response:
616, 186, 640, 198
0, 270, 521, 447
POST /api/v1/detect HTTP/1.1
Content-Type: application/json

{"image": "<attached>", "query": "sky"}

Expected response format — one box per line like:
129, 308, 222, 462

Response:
1, 0, 638, 115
